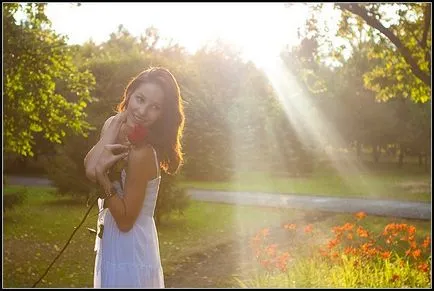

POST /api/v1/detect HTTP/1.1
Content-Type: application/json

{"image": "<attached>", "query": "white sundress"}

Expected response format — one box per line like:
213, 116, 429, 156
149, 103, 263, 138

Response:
93, 148, 164, 288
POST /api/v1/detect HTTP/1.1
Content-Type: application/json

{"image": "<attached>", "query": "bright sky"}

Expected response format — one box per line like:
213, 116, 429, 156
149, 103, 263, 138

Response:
44, 2, 325, 66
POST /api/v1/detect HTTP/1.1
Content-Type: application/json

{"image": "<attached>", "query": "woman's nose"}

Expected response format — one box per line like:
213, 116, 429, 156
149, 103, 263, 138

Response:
138, 105, 148, 117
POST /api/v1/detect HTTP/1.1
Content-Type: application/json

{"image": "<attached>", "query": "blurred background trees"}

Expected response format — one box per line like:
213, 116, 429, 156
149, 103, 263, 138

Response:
3, 3, 431, 222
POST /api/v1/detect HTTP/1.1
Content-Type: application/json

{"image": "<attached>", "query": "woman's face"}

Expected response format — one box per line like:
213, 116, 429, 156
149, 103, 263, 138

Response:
125, 82, 165, 129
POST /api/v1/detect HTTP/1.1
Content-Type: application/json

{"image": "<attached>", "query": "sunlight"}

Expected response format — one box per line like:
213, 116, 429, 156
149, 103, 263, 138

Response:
44, 3, 310, 65
258, 57, 383, 198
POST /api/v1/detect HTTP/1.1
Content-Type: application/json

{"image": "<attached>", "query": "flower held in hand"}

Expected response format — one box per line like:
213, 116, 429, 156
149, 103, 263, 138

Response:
128, 124, 148, 145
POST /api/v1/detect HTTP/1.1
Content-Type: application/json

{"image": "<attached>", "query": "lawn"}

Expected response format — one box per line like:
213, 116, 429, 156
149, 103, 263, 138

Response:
180, 162, 431, 202
3, 185, 431, 288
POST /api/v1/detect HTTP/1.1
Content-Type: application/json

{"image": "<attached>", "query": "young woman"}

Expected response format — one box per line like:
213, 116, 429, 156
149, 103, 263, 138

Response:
84, 67, 185, 288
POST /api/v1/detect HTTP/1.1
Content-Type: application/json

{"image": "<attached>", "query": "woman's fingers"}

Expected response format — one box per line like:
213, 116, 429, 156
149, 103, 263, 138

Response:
104, 144, 130, 153
106, 152, 128, 168
110, 151, 129, 164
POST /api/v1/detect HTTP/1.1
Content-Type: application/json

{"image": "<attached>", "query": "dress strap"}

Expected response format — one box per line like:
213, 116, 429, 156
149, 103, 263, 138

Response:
151, 147, 160, 177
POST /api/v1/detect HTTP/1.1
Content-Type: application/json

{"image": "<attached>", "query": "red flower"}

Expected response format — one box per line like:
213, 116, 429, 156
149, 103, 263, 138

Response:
127, 124, 148, 145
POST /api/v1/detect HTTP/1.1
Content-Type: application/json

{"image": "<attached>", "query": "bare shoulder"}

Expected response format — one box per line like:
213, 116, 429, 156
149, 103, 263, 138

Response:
100, 115, 117, 136
128, 144, 157, 176
103, 115, 116, 129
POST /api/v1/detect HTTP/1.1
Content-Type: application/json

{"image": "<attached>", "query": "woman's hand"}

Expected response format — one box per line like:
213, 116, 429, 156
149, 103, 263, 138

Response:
95, 144, 130, 176
84, 111, 130, 184
101, 111, 129, 143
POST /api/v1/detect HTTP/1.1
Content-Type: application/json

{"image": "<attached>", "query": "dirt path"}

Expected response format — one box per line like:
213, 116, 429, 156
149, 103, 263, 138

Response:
164, 238, 250, 288
164, 211, 335, 288
163, 230, 271, 288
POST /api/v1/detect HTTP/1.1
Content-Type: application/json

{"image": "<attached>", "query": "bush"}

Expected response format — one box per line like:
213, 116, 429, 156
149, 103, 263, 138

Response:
3, 188, 28, 211
155, 171, 191, 225
42, 138, 97, 200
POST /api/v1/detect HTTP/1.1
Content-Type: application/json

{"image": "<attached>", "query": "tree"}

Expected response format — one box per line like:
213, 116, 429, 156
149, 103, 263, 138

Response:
3, 3, 95, 157
297, 3, 431, 103
337, 3, 431, 103
337, 3, 431, 88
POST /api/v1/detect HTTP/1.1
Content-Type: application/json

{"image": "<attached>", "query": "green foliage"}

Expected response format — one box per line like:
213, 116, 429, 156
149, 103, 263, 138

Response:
155, 172, 191, 226
240, 254, 430, 288
341, 3, 431, 103
42, 135, 97, 199
284, 32, 430, 165
3, 3, 96, 157
364, 42, 430, 103
303, 3, 431, 103
3, 188, 28, 211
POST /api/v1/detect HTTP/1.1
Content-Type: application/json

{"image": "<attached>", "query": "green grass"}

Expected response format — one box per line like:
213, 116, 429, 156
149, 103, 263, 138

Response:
180, 164, 431, 202
2, 186, 307, 288
3, 185, 431, 288
3, 186, 98, 288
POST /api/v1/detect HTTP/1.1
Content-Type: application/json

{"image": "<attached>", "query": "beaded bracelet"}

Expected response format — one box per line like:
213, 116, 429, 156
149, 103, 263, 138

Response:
99, 185, 116, 200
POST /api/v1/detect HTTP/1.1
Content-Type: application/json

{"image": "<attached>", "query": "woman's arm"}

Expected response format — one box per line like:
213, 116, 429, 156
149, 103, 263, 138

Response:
84, 113, 126, 183
96, 145, 158, 232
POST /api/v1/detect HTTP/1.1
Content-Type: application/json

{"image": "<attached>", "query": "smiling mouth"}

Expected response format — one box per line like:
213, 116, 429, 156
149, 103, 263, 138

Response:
133, 114, 146, 124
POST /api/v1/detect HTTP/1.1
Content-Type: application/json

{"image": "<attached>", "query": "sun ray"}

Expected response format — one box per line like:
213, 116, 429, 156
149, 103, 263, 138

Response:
258, 56, 384, 199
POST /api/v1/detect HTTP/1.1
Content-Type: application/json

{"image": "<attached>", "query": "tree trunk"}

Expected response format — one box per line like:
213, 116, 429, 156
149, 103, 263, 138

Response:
398, 146, 404, 168
356, 142, 361, 160
373, 145, 380, 163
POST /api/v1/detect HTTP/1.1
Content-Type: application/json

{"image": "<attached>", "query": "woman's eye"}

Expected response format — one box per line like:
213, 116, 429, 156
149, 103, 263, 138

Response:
136, 96, 144, 103
152, 105, 161, 110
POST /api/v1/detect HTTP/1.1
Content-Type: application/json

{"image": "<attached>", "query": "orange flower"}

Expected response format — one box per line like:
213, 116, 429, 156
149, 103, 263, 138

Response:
357, 226, 369, 238
279, 251, 290, 260
417, 263, 429, 272
276, 252, 290, 272
304, 224, 313, 233
407, 225, 416, 235
365, 247, 378, 257
410, 241, 417, 249
327, 238, 340, 249
422, 235, 430, 248
342, 222, 354, 231
381, 251, 391, 260
344, 246, 357, 255
261, 228, 270, 237
407, 235, 415, 242
332, 226, 343, 234
355, 211, 367, 220
411, 249, 421, 259
265, 244, 278, 257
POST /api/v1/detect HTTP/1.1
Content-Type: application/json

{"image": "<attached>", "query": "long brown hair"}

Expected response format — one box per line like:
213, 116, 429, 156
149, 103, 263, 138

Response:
117, 67, 185, 174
